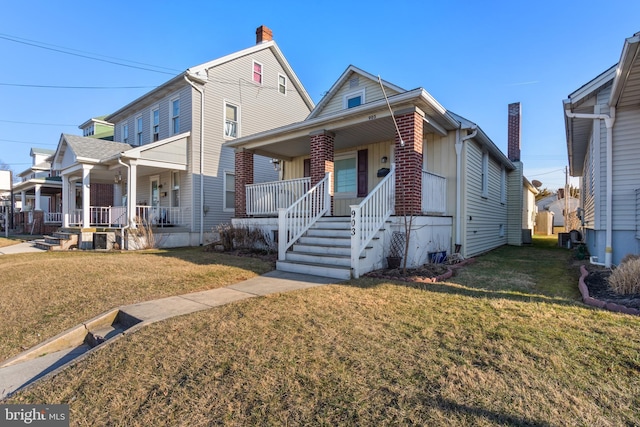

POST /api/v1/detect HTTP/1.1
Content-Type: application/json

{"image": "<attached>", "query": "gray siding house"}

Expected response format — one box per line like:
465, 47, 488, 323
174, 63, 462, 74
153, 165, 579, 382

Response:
564, 31, 640, 267
50, 26, 314, 249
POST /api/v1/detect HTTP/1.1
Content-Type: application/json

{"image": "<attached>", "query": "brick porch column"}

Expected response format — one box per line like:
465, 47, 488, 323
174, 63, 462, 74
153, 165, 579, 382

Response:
234, 149, 254, 218
394, 108, 424, 216
310, 130, 334, 215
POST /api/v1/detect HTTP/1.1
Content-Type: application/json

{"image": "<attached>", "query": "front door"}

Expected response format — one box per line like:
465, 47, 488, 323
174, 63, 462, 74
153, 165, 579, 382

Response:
150, 175, 160, 223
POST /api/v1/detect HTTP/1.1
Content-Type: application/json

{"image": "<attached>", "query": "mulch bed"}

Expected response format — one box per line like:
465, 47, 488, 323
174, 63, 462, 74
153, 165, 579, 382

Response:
583, 267, 640, 311
365, 258, 476, 283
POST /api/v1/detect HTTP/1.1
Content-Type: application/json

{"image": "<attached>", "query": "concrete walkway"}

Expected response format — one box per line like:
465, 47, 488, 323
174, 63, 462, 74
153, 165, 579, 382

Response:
0, 241, 45, 255
0, 270, 339, 400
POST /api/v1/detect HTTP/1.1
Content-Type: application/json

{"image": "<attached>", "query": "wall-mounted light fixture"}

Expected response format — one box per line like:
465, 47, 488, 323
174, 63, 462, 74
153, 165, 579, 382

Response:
114, 171, 122, 183
381, 156, 388, 164
270, 158, 281, 171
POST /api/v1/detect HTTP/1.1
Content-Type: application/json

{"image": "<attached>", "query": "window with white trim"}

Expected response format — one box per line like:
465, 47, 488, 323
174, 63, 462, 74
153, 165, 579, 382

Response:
224, 102, 239, 138
122, 123, 129, 144
151, 107, 160, 142
500, 166, 506, 204
171, 98, 180, 135
171, 171, 180, 208
334, 152, 357, 196
481, 152, 489, 198
136, 116, 143, 145
83, 124, 94, 137
252, 60, 263, 84
278, 74, 287, 95
343, 89, 365, 109
224, 171, 235, 211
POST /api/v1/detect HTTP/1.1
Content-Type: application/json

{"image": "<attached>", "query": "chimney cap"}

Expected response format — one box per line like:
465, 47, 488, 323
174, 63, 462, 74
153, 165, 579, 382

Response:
256, 25, 273, 44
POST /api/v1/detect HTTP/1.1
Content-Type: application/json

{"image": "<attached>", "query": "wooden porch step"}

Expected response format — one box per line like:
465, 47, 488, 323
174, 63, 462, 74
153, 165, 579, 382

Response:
276, 260, 351, 281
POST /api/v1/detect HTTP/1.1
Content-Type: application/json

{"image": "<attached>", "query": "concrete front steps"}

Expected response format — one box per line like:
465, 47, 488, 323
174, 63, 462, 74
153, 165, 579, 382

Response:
34, 231, 78, 251
276, 217, 381, 280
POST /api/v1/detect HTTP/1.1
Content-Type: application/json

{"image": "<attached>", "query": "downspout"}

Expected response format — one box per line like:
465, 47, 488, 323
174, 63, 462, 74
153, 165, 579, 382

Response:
117, 158, 131, 249
455, 126, 477, 248
184, 75, 205, 246
565, 108, 615, 267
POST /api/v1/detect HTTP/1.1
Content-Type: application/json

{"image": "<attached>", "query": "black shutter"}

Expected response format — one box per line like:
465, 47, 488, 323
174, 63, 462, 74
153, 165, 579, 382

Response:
303, 158, 311, 178
357, 149, 368, 197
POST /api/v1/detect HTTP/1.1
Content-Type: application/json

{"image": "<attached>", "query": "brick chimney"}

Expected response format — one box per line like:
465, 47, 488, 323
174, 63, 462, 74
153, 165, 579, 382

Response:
507, 102, 521, 162
256, 25, 273, 44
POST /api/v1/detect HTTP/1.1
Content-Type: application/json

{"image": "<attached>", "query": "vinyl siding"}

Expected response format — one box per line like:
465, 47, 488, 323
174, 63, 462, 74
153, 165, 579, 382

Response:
581, 132, 596, 228
595, 86, 611, 229
463, 140, 508, 257
611, 107, 640, 230
191, 47, 311, 231
315, 72, 401, 118
425, 132, 457, 216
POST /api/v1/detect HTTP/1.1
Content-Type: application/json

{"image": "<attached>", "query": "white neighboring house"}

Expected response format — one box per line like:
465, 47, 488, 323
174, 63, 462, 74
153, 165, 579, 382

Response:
46, 26, 314, 249
536, 192, 579, 228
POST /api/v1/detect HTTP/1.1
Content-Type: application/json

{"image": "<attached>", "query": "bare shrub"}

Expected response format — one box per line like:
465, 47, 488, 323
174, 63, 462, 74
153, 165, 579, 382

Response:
214, 223, 275, 253
608, 256, 640, 295
566, 211, 581, 231
127, 217, 158, 250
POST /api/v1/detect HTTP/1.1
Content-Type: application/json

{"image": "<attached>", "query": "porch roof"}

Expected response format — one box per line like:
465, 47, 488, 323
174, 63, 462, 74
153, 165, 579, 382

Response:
225, 88, 461, 161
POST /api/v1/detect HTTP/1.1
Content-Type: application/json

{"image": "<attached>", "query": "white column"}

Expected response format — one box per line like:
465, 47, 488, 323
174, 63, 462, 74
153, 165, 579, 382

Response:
34, 184, 42, 211
62, 175, 69, 227
82, 166, 91, 228
20, 191, 26, 210
129, 161, 138, 228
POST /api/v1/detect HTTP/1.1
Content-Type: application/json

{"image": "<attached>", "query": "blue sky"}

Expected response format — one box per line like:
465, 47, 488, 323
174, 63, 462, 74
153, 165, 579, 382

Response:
1, 0, 639, 191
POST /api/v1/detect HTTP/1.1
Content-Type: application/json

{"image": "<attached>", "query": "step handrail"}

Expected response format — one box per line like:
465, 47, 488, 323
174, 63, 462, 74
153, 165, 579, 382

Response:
350, 163, 396, 278
278, 172, 331, 261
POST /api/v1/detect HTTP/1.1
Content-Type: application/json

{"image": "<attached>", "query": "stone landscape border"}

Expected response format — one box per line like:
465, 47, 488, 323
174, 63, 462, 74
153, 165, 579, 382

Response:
578, 265, 640, 316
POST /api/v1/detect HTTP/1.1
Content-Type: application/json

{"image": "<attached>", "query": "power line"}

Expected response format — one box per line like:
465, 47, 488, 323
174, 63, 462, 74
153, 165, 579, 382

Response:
528, 168, 565, 177
0, 82, 158, 90
0, 119, 76, 127
0, 138, 57, 145
0, 33, 179, 76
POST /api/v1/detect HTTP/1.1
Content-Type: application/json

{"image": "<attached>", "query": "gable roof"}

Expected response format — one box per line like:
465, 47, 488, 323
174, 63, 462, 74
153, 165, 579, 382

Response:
106, 39, 313, 122
308, 65, 406, 119
54, 134, 132, 165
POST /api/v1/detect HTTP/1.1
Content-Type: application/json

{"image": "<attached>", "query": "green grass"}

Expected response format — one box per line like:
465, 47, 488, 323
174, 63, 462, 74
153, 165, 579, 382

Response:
4, 237, 640, 426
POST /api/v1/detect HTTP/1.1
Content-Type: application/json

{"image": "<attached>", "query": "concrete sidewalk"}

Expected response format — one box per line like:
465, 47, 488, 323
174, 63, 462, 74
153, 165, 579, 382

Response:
0, 270, 339, 400
0, 241, 46, 255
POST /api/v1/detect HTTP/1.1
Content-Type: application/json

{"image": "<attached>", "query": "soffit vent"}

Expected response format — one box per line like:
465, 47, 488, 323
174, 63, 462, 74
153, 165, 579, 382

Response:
349, 76, 359, 88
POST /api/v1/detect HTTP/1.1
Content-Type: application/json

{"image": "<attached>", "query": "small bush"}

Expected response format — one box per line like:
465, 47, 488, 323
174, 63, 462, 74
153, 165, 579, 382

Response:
214, 223, 275, 253
608, 256, 640, 295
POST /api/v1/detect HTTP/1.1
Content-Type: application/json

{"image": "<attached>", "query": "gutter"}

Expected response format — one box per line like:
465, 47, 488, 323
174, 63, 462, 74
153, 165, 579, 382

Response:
565, 108, 616, 267
455, 125, 477, 248
184, 74, 206, 246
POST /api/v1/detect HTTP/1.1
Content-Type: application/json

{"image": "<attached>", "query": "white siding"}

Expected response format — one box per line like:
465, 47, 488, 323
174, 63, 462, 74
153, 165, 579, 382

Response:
595, 86, 611, 229
611, 107, 640, 230
463, 140, 508, 257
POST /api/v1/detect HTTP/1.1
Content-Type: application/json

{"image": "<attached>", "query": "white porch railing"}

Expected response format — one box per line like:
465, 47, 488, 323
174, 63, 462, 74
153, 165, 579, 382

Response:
44, 212, 63, 223
246, 177, 311, 216
136, 206, 189, 228
278, 173, 331, 261
350, 163, 396, 278
69, 209, 83, 226
90, 206, 128, 226
422, 170, 447, 214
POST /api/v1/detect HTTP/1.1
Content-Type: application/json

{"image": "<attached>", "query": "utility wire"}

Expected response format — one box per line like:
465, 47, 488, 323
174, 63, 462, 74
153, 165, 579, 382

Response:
0, 138, 57, 145
0, 33, 178, 75
0, 82, 158, 89
0, 119, 76, 127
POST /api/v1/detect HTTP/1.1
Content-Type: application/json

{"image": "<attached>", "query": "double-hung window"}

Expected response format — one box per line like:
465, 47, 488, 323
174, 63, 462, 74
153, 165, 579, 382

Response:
136, 116, 143, 145
278, 74, 287, 95
481, 152, 489, 198
224, 102, 239, 138
151, 107, 160, 142
171, 98, 180, 135
224, 171, 235, 211
252, 61, 263, 85
122, 123, 129, 144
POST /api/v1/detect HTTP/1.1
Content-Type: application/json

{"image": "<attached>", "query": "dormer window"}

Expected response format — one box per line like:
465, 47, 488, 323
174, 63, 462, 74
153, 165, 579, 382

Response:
344, 89, 365, 109
83, 124, 94, 137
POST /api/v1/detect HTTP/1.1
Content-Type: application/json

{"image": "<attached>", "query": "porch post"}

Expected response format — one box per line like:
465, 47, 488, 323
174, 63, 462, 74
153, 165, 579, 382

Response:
34, 184, 41, 211
129, 160, 138, 228
61, 175, 69, 227
20, 191, 26, 210
394, 108, 424, 216
310, 130, 334, 215
234, 149, 253, 218
82, 166, 91, 228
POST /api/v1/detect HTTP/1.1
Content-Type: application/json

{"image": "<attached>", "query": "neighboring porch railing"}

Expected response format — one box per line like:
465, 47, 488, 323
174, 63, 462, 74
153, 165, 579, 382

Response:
422, 171, 447, 214
44, 212, 63, 223
136, 205, 189, 228
278, 173, 331, 261
350, 163, 396, 279
69, 209, 83, 227
246, 177, 311, 216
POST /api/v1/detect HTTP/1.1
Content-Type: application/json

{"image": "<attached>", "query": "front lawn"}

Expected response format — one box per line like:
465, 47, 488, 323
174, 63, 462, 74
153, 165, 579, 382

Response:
5, 237, 640, 425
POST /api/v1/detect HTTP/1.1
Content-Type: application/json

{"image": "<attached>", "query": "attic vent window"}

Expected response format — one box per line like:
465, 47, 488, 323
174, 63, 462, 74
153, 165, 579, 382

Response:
343, 89, 365, 109
349, 76, 359, 88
